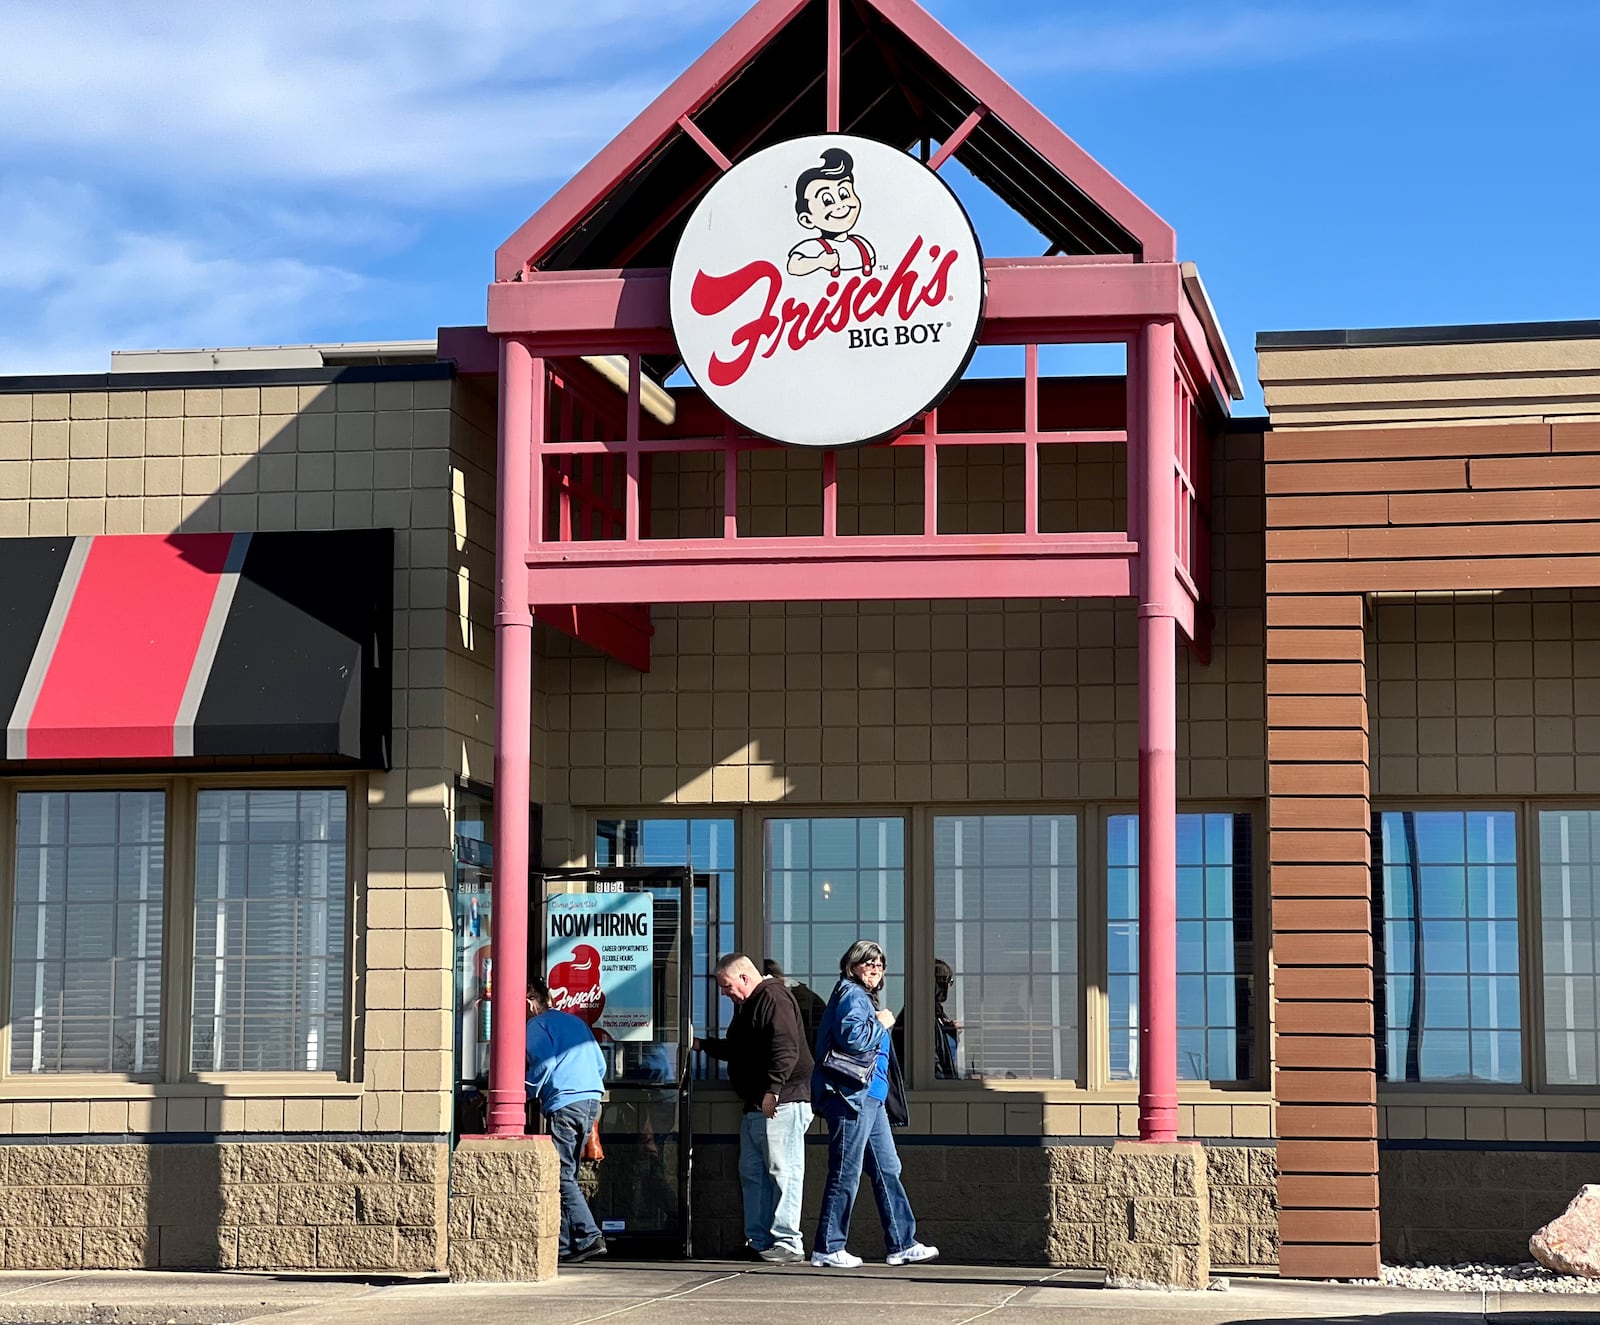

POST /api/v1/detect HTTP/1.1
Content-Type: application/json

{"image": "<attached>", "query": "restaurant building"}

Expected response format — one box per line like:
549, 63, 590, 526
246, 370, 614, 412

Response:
0, 0, 1597, 1285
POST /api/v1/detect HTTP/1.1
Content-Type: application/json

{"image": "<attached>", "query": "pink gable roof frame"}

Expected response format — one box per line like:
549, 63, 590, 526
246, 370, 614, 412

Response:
497, 0, 1174, 279
484, 0, 1241, 1169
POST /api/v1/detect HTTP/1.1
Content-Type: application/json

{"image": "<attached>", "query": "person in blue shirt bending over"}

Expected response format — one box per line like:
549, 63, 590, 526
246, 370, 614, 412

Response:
526, 976, 608, 1263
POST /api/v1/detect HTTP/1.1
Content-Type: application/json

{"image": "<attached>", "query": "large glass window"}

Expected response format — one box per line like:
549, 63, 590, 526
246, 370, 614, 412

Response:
9, 790, 165, 1074
1538, 809, 1600, 1086
765, 817, 904, 1018
933, 814, 1077, 1080
595, 817, 735, 1079
191, 789, 347, 1073
1375, 809, 1520, 1084
1107, 812, 1255, 1082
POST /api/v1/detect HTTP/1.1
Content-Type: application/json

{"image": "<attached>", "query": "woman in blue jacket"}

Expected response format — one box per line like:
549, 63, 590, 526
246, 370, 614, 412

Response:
809, 939, 939, 1269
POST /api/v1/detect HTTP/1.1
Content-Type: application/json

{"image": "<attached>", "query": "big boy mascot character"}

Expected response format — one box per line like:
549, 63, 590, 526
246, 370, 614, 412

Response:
787, 147, 877, 278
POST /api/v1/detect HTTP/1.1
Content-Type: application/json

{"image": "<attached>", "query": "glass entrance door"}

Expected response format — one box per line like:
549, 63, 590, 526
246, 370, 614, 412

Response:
537, 866, 694, 1256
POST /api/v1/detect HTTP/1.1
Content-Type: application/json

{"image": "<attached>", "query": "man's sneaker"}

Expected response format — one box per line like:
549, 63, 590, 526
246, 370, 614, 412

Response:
566, 1236, 608, 1264
810, 1248, 864, 1268
759, 1245, 805, 1263
886, 1242, 939, 1267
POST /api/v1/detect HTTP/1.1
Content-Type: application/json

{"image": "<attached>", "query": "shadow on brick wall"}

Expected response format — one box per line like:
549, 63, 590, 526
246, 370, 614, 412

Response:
145, 1116, 227, 1269
0, 366, 486, 1273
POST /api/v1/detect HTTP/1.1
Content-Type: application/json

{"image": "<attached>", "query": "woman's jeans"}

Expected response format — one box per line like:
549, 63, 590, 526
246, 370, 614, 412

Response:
738, 1101, 813, 1253
546, 1098, 603, 1255
813, 1095, 917, 1255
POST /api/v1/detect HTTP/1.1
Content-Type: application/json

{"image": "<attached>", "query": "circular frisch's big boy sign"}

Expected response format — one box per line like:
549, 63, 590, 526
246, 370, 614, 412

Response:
670, 134, 985, 448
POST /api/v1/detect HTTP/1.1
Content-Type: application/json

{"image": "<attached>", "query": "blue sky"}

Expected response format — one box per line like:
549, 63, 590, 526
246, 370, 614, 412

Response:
3, 0, 1597, 413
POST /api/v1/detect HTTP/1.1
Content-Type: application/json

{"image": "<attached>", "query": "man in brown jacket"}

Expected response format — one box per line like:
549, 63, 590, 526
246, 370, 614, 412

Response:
693, 953, 814, 1262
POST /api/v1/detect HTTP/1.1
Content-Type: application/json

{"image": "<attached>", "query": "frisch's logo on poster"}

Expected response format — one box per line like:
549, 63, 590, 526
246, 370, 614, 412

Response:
670, 134, 985, 448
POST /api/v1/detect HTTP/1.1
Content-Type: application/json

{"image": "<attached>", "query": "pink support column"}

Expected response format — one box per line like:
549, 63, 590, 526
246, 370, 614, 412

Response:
1136, 319, 1179, 1144
488, 337, 538, 1137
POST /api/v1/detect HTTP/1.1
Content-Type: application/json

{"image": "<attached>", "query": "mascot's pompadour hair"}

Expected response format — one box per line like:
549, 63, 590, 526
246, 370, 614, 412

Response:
795, 147, 855, 216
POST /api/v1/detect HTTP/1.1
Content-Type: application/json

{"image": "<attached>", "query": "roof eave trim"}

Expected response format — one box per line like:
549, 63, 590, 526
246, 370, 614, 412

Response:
1181, 262, 1243, 402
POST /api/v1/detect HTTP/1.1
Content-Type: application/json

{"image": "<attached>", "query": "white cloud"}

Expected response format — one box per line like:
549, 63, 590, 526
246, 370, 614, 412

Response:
0, 0, 755, 370
0, 178, 364, 374
0, 0, 745, 199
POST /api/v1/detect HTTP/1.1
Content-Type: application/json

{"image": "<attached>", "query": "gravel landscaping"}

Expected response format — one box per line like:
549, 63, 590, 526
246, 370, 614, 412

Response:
1356, 1262, 1600, 1294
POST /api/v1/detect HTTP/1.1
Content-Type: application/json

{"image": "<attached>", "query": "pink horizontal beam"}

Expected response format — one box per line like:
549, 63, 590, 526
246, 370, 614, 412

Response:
531, 531, 1133, 563
527, 546, 1136, 605
487, 261, 1183, 341
536, 429, 1129, 455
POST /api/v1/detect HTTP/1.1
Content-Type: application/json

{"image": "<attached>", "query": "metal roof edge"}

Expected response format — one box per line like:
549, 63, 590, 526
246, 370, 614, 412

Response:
1257, 319, 1600, 350
0, 363, 456, 394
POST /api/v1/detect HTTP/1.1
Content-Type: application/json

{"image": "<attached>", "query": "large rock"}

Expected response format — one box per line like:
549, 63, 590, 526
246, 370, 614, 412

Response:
1531, 1185, 1600, 1276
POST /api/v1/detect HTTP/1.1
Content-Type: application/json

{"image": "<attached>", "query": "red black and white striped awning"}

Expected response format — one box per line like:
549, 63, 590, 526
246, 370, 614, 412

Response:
2, 530, 391, 765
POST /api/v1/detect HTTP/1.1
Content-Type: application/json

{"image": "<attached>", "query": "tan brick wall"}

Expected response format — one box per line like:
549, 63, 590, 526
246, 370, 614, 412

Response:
1259, 337, 1600, 428
446, 377, 498, 788
538, 428, 1270, 1134
538, 432, 1263, 812
685, 1096, 1273, 1150
1370, 588, 1600, 1145
0, 375, 460, 1139
1369, 589, 1600, 797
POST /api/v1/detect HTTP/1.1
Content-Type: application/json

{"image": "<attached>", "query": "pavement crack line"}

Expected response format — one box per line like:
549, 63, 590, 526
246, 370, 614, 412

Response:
951, 1269, 1072, 1325
0, 1274, 84, 1299
568, 1270, 747, 1325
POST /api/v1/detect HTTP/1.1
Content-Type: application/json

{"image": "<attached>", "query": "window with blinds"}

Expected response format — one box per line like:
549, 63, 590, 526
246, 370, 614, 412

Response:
1541, 808, 1600, 1086
765, 817, 904, 1018
1374, 809, 1520, 1085
1107, 812, 1255, 1083
934, 814, 1079, 1081
8, 790, 165, 1075
190, 789, 347, 1073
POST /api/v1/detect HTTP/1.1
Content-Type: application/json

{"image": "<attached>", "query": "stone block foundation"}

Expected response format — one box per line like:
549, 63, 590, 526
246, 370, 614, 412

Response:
1381, 1147, 1587, 1264
0, 1141, 447, 1271
446, 1136, 560, 1282
687, 1138, 1274, 1275
1101, 1141, 1211, 1289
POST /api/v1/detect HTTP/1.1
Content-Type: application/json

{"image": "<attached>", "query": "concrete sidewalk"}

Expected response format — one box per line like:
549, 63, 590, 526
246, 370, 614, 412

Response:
0, 1263, 1595, 1325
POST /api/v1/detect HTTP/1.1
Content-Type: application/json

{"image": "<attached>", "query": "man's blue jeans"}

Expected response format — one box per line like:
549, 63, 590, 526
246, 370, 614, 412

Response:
813, 1095, 916, 1256
546, 1098, 603, 1255
738, 1101, 812, 1253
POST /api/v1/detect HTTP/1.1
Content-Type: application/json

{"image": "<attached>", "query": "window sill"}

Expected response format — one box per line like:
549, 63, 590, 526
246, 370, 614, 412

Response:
1379, 1090, 1595, 1108
687, 1082, 1274, 1105
918, 1083, 1275, 1104
0, 1076, 365, 1100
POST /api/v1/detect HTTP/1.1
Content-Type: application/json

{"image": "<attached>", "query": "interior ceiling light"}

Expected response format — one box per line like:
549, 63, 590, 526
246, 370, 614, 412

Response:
581, 354, 676, 427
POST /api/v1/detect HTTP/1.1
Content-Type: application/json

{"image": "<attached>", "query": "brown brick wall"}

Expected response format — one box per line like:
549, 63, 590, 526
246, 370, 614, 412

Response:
1265, 413, 1600, 1278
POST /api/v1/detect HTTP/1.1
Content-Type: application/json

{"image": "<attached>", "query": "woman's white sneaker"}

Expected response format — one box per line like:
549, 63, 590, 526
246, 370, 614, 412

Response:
810, 1249, 864, 1268
886, 1242, 939, 1266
